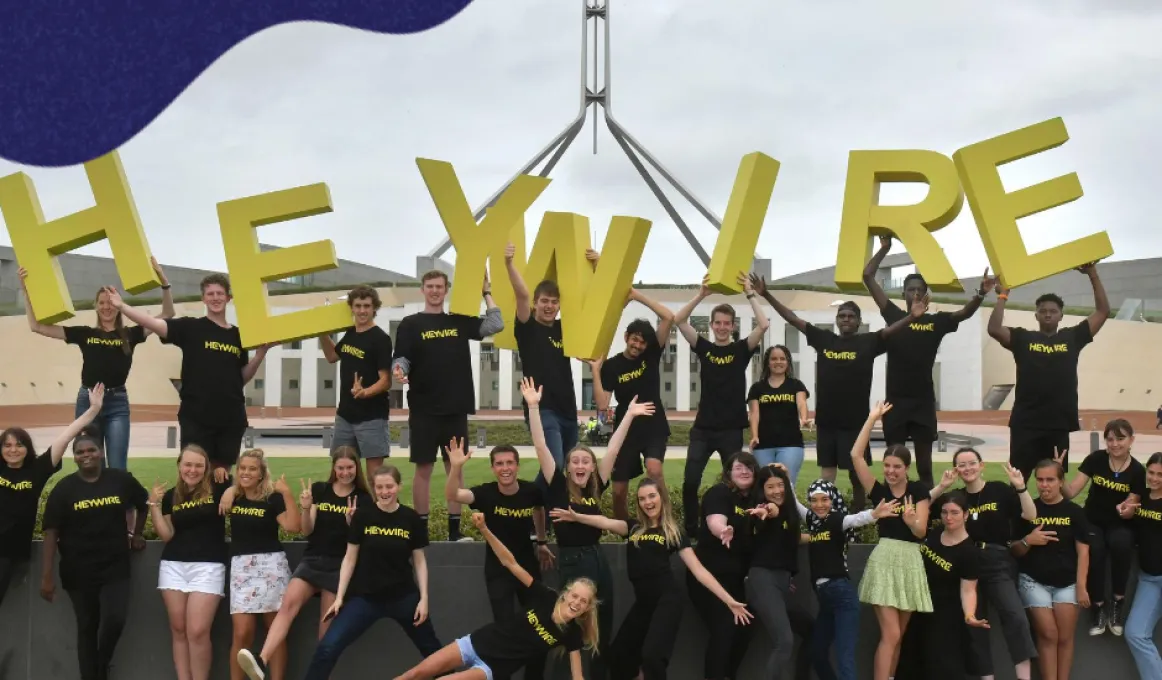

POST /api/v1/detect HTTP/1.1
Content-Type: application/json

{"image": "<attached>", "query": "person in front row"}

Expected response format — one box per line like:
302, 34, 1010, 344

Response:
394, 513, 598, 680
1123, 452, 1162, 678
292, 465, 441, 680
40, 428, 149, 680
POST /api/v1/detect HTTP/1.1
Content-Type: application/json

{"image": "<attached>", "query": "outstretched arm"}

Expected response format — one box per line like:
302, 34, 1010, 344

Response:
1081, 263, 1109, 337
950, 268, 995, 323
630, 289, 675, 347
881, 295, 927, 338
678, 548, 753, 623
673, 276, 711, 347
598, 398, 655, 485
49, 385, 105, 466
850, 406, 883, 494
987, 282, 1012, 349
474, 514, 535, 587
107, 287, 169, 337
550, 508, 628, 535
861, 235, 893, 311
751, 275, 806, 333
505, 243, 533, 324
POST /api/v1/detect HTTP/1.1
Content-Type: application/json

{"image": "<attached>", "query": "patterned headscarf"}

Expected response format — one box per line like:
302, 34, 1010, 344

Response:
805, 479, 857, 543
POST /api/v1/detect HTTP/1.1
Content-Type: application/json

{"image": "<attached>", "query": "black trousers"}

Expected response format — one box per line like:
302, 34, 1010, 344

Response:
610, 580, 686, 680
1009, 427, 1071, 482
486, 567, 545, 680
0, 558, 23, 611
1088, 520, 1136, 601
687, 569, 750, 680
882, 407, 936, 488
745, 567, 814, 680
683, 427, 743, 536
67, 579, 131, 680
971, 545, 1036, 671
897, 599, 984, 679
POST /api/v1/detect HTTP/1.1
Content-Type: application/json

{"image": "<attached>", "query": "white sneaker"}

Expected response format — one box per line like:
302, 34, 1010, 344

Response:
456, 535, 475, 542
237, 650, 267, 680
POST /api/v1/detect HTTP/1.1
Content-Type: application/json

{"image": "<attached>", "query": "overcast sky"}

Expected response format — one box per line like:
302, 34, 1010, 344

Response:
1, 0, 1159, 285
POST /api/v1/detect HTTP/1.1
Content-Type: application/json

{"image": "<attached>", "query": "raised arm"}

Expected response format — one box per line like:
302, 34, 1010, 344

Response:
479, 271, 505, 337
148, 482, 174, 542
588, 358, 610, 413
1079, 263, 1109, 337
751, 274, 806, 333
521, 378, 558, 482
598, 397, 655, 485
861, 235, 893, 311
273, 475, 302, 534
49, 385, 105, 465
850, 405, 884, 494
988, 282, 1012, 349
949, 268, 995, 323
445, 437, 477, 506
741, 272, 770, 350
242, 345, 271, 385
504, 242, 532, 324
549, 506, 629, 536
473, 513, 534, 587
673, 276, 710, 346
18, 268, 65, 340
319, 333, 340, 363
152, 257, 176, 328
629, 289, 674, 346
106, 287, 169, 337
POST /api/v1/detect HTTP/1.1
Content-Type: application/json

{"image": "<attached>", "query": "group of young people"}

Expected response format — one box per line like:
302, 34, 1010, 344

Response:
2, 233, 1159, 680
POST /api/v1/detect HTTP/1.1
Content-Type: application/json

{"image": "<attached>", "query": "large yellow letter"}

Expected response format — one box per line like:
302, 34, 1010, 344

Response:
522, 212, 652, 359
0, 151, 159, 323
834, 150, 964, 292
953, 118, 1113, 288
416, 158, 551, 317
705, 152, 780, 293
218, 183, 352, 348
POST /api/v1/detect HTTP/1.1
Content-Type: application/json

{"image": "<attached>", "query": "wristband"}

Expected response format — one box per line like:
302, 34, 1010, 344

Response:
746, 293, 755, 299
997, 293, 1008, 301
536, 539, 548, 546
160, 284, 172, 290
482, 290, 491, 298
1014, 486, 1027, 494
1021, 538, 1029, 548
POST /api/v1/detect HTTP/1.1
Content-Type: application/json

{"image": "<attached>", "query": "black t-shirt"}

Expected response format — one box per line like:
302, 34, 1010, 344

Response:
546, 469, 606, 548
804, 325, 886, 429
305, 482, 370, 560
1018, 498, 1089, 588
469, 481, 544, 578
748, 378, 809, 448
163, 317, 249, 428
394, 312, 483, 416
348, 503, 428, 600
750, 512, 800, 574
879, 305, 959, 408
0, 451, 62, 560
1079, 450, 1146, 525
869, 480, 930, 543
692, 338, 757, 431
1007, 322, 1093, 431
514, 317, 576, 417
625, 519, 690, 583
335, 325, 393, 424
41, 469, 148, 590
601, 341, 669, 440
963, 481, 1022, 545
695, 484, 754, 576
229, 492, 287, 557
807, 513, 849, 581
470, 580, 583, 678
160, 481, 230, 564
64, 325, 148, 388
919, 530, 979, 603
1134, 494, 1162, 577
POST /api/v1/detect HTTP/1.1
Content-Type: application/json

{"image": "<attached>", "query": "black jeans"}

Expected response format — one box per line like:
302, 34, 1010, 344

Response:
683, 427, 743, 535
1009, 427, 1071, 481
0, 558, 24, 611
970, 545, 1036, 671
687, 568, 750, 680
67, 579, 131, 680
610, 579, 686, 680
558, 545, 614, 680
486, 568, 545, 680
1088, 520, 1136, 601
304, 591, 441, 680
745, 567, 814, 680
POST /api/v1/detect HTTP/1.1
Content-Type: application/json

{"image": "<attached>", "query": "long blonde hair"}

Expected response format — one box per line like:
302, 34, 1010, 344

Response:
565, 445, 602, 505
232, 449, 273, 500
558, 577, 600, 654
630, 478, 683, 548
172, 444, 212, 506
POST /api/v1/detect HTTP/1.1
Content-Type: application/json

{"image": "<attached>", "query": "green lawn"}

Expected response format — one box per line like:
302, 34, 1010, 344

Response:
37, 456, 1065, 542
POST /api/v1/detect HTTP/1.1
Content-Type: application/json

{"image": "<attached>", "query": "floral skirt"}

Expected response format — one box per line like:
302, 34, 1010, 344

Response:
229, 552, 291, 614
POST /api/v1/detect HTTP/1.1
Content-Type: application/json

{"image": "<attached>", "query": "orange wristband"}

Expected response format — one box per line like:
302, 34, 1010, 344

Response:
997, 293, 1008, 301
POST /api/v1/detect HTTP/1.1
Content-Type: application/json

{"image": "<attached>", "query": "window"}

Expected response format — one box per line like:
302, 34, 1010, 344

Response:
289, 340, 302, 350
784, 326, 799, 352
691, 382, 697, 390
664, 382, 672, 392
289, 379, 299, 390
323, 380, 334, 389
254, 379, 264, 389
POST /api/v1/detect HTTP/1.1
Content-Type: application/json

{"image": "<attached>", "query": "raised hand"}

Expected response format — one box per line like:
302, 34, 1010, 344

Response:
626, 396, 655, 418
585, 248, 600, 263
979, 267, 997, 295
101, 286, 124, 309
1053, 447, 1068, 466
908, 293, 929, 319
748, 273, 768, 297
351, 373, 365, 399
504, 242, 516, 263
273, 474, 290, 496
471, 512, 487, 531
345, 495, 358, 525
1003, 463, 1025, 488
939, 467, 958, 488
150, 479, 167, 504
151, 256, 170, 286
872, 401, 894, 419
1076, 261, 1097, 275
902, 496, 918, 525
586, 358, 603, 374
872, 499, 900, 520
549, 507, 579, 523
1025, 525, 1058, 546
995, 277, 1011, 297
519, 377, 542, 406
737, 271, 752, 294
699, 274, 712, 298
299, 478, 314, 510
17, 266, 28, 287
446, 436, 470, 467
87, 383, 106, 412
878, 234, 892, 251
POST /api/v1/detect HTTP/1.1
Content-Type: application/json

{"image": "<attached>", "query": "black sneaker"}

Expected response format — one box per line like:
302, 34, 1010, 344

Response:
1110, 598, 1126, 636
1088, 605, 1108, 636
238, 650, 267, 680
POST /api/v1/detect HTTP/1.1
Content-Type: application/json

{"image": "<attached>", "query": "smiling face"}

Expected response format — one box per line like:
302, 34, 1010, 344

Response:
422, 276, 448, 308
953, 451, 982, 484
491, 451, 518, 487
373, 472, 400, 504
1147, 462, 1162, 492
835, 308, 860, 335
350, 296, 376, 327
637, 484, 663, 521
710, 310, 734, 343
941, 501, 966, 532
1105, 429, 1134, 457
534, 292, 560, 325
177, 450, 207, 488
237, 456, 263, 491
809, 492, 832, 518
333, 456, 358, 486
729, 459, 754, 491
558, 581, 595, 622
766, 347, 790, 377
624, 332, 647, 359
763, 475, 785, 505
201, 282, 230, 316
566, 449, 596, 487
73, 439, 103, 473
2, 433, 28, 468
94, 289, 118, 325
882, 454, 908, 485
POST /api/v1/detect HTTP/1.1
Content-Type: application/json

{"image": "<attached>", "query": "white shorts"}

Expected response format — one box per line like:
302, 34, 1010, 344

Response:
230, 552, 291, 614
158, 560, 226, 596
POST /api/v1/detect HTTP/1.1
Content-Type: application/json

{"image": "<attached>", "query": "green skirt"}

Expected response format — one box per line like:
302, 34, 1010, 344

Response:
858, 538, 933, 613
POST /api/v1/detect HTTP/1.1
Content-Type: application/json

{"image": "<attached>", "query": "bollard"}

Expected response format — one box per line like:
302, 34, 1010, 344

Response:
322, 426, 333, 449
477, 427, 487, 449
936, 431, 947, 453
260, 407, 266, 419
1090, 430, 1100, 453
277, 407, 283, 419
166, 426, 177, 449
400, 426, 410, 448
244, 429, 255, 449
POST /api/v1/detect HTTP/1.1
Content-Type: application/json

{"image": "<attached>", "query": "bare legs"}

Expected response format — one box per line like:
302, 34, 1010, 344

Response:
257, 579, 334, 664
231, 612, 286, 680
1030, 604, 1079, 680
873, 606, 911, 680
394, 643, 481, 680
162, 590, 220, 680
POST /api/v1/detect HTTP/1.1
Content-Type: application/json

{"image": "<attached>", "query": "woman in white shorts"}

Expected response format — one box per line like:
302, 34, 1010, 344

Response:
1010, 459, 1092, 680
149, 444, 230, 680
220, 449, 300, 680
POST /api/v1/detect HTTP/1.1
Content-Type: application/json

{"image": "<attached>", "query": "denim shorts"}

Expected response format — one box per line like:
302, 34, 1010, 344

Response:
1018, 572, 1077, 608
457, 635, 493, 680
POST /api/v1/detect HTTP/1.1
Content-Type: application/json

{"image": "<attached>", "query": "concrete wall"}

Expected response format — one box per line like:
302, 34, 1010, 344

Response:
2, 542, 1155, 680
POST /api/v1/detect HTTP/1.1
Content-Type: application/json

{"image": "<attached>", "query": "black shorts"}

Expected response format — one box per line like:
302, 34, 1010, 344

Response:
611, 434, 668, 483
409, 413, 468, 464
1010, 428, 1070, 476
882, 407, 936, 446
815, 427, 871, 471
179, 418, 246, 468
291, 555, 342, 594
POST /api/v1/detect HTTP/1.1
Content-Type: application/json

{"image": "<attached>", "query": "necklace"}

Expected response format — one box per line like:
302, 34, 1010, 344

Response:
1110, 453, 1131, 478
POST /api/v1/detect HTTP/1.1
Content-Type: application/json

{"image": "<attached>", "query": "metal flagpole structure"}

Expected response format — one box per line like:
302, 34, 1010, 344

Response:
423, 0, 769, 276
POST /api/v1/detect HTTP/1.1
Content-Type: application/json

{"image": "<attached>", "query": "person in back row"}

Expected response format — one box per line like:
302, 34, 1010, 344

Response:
590, 288, 675, 521
20, 259, 174, 470
321, 285, 394, 479
112, 274, 271, 481
862, 235, 995, 487
751, 274, 924, 510
748, 345, 811, 487
987, 262, 1109, 481
673, 271, 768, 538
392, 270, 503, 542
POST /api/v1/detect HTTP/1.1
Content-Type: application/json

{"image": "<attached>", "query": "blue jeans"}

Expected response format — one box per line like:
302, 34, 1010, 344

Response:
75, 387, 130, 470
527, 408, 579, 496
1127, 572, 1162, 678
303, 591, 441, 680
811, 578, 860, 680
752, 447, 805, 488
